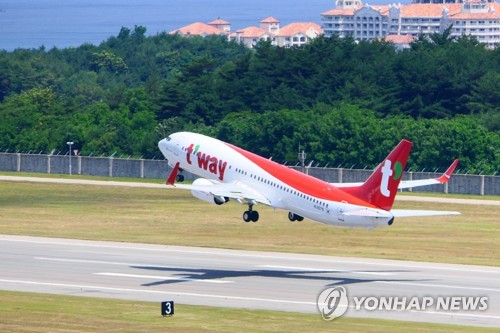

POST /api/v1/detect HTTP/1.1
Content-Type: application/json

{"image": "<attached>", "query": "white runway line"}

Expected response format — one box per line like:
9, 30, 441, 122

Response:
94, 272, 234, 284
377, 281, 500, 293
0, 278, 314, 305
35, 257, 191, 270
1, 278, 498, 321
0, 236, 491, 274
258, 265, 397, 276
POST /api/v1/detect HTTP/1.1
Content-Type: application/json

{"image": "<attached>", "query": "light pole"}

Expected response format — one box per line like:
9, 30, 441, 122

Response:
67, 141, 74, 175
298, 146, 306, 174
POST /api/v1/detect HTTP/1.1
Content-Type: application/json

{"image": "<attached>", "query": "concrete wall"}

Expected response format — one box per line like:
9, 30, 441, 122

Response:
19, 154, 48, 173
112, 158, 141, 178
81, 157, 108, 176
0, 153, 17, 172
0, 153, 498, 195
50, 155, 72, 174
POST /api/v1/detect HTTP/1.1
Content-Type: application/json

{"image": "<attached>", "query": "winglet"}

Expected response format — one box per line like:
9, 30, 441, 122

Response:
436, 159, 459, 183
166, 162, 180, 186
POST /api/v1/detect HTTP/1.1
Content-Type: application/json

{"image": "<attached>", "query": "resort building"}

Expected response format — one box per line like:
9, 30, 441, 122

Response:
171, 17, 322, 48
444, 0, 500, 48
169, 1, 498, 49
277, 22, 323, 47
169, 19, 231, 37
321, 0, 500, 48
229, 18, 279, 48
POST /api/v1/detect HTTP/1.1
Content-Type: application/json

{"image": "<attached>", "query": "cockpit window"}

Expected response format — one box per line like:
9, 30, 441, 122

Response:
166, 137, 172, 142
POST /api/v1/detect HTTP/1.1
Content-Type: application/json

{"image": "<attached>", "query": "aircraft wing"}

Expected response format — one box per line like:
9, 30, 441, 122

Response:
170, 181, 271, 206
333, 159, 459, 190
165, 161, 271, 205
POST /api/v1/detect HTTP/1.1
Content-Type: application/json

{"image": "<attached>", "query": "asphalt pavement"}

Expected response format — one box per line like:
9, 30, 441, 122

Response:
0, 235, 498, 327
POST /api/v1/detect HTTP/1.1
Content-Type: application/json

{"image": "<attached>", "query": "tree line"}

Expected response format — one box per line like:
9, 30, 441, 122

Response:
0, 26, 498, 173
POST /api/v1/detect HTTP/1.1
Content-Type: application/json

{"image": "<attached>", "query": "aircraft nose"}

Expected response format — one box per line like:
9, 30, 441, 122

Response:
158, 138, 167, 150
158, 138, 171, 157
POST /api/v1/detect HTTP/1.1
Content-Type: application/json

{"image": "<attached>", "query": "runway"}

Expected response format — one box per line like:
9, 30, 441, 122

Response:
0, 235, 499, 327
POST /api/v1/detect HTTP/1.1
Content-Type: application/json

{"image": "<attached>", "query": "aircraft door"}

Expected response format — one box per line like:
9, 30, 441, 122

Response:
337, 207, 344, 222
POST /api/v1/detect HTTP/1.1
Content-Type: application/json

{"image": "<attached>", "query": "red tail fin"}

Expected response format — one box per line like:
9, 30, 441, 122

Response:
342, 140, 412, 211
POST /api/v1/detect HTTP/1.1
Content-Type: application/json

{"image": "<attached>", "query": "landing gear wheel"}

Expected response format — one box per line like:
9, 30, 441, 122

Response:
250, 210, 259, 222
175, 174, 185, 182
243, 211, 251, 223
243, 203, 259, 223
288, 212, 304, 222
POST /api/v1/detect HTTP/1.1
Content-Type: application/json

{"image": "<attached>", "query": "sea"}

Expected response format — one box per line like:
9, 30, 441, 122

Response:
0, 0, 411, 51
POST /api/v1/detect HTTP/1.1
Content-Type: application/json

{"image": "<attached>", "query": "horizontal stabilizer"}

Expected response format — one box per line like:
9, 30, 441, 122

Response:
398, 158, 459, 190
342, 209, 392, 218
390, 209, 460, 217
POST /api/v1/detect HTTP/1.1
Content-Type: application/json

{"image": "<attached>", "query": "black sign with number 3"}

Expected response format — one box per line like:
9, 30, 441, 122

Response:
161, 301, 175, 316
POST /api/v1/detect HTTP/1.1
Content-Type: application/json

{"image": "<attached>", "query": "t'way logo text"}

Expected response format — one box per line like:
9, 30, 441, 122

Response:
186, 144, 227, 181
380, 159, 403, 197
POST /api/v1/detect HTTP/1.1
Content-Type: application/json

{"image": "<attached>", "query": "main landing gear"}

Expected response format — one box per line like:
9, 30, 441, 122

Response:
175, 174, 185, 182
243, 204, 259, 223
288, 212, 304, 222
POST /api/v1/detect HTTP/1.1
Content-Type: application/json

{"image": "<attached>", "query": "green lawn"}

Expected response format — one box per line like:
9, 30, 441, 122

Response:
0, 178, 498, 266
0, 291, 497, 333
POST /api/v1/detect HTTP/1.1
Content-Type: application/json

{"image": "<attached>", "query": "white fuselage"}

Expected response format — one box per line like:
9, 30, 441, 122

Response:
159, 132, 393, 228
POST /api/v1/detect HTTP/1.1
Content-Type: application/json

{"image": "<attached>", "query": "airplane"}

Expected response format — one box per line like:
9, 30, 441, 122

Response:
158, 132, 460, 229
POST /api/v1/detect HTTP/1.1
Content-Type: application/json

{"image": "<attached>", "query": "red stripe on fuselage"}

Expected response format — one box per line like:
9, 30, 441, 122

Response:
226, 144, 376, 208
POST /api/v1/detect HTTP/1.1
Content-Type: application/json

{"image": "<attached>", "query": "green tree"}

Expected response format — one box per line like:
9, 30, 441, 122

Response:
91, 50, 129, 73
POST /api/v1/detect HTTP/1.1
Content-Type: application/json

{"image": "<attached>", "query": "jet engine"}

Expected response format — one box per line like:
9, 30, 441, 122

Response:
191, 178, 229, 205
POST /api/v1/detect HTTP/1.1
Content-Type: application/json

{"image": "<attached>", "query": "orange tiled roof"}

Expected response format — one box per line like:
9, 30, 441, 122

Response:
322, 3, 500, 19
385, 34, 415, 44
232, 26, 272, 38
278, 22, 323, 36
400, 2, 500, 19
260, 16, 280, 23
401, 3, 462, 17
208, 19, 230, 25
322, 8, 358, 16
451, 12, 500, 19
322, 5, 390, 17
170, 22, 226, 36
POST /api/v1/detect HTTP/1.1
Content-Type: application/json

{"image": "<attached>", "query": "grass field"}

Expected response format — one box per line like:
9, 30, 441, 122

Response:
0, 177, 498, 266
0, 290, 498, 333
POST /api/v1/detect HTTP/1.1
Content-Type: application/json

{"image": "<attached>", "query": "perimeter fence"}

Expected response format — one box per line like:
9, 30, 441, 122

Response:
0, 152, 498, 195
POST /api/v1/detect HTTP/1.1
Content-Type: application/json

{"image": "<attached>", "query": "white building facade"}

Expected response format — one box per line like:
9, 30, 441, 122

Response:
322, 0, 500, 48
442, 1, 500, 48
